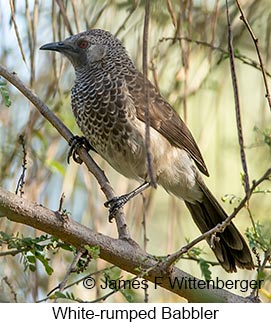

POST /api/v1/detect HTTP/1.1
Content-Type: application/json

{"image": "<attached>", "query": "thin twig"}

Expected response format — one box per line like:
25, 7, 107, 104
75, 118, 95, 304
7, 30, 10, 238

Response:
57, 192, 65, 212
259, 250, 271, 273
175, 2, 188, 122
89, 1, 109, 30
235, 0, 271, 111
53, 248, 84, 302
114, 1, 139, 38
0, 64, 131, 241
141, 194, 149, 252
40, 265, 115, 303
166, 0, 177, 27
71, 0, 80, 33
2, 276, 17, 302
150, 58, 160, 94
55, 0, 73, 35
0, 249, 24, 257
90, 263, 158, 303
89, 274, 141, 303
250, 247, 261, 299
25, 0, 38, 87
162, 167, 271, 269
183, 0, 193, 123
141, 193, 149, 302
32, 0, 39, 85
159, 37, 271, 78
9, 0, 27, 64
142, 0, 156, 188
56, 192, 70, 222
226, 0, 250, 196
209, 0, 219, 63
51, 0, 63, 98
250, 248, 270, 299
15, 134, 27, 197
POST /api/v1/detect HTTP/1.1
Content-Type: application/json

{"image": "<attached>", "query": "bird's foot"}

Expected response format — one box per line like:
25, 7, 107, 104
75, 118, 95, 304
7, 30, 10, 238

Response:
104, 194, 130, 222
105, 182, 151, 222
67, 135, 94, 164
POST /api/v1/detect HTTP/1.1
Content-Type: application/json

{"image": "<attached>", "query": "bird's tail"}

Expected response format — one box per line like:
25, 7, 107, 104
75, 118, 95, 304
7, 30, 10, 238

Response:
185, 182, 254, 272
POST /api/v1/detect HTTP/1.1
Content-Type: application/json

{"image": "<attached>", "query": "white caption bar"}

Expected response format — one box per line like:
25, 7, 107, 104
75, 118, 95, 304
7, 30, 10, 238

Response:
1, 303, 269, 322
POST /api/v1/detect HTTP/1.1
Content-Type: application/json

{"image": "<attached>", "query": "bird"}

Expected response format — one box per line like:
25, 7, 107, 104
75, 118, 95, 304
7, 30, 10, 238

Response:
40, 29, 254, 272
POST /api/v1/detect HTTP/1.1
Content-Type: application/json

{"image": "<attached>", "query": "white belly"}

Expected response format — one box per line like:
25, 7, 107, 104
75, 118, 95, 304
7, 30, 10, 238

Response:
101, 118, 203, 203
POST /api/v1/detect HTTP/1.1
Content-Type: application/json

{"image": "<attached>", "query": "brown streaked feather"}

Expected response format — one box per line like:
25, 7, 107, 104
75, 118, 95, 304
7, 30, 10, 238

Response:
126, 71, 209, 176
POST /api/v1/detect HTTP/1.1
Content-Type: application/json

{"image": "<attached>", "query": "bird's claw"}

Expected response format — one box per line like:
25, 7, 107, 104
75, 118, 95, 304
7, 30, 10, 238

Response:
67, 135, 92, 164
104, 195, 129, 222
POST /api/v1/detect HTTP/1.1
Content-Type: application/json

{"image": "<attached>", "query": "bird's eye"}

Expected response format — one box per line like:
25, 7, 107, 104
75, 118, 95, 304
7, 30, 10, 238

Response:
78, 40, 89, 49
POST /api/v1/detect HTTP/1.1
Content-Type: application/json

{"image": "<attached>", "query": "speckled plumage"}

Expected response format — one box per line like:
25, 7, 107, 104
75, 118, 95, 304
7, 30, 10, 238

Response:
40, 29, 254, 272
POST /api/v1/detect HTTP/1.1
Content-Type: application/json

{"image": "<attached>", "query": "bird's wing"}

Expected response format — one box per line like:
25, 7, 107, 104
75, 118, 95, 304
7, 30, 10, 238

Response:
126, 71, 209, 176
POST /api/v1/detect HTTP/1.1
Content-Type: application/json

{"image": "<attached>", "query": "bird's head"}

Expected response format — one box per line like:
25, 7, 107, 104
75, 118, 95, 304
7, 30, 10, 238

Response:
40, 29, 130, 71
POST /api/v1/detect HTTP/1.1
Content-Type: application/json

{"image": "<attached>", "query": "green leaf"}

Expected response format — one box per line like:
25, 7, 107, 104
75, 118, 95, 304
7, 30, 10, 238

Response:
84, 245, 100, 259
21, 237, 34, 247
199, 259, 212, 281
27, 255, 36, 263
29, 264, 36, 272
246, 221, 271, 251
120, 288, 135, 303
187, 245, 203, 258
60, 244, 74, 251
234, 48, 240, 55
103, 267, 121, 281
33, 251, 54, 275
0, 79, 12, 107
221, 194, 241, 204
54, 292, 67, 299
0, 231, 12, 241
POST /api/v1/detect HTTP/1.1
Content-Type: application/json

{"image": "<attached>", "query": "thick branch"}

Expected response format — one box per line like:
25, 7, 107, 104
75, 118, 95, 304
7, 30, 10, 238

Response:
0, 187, 254, 303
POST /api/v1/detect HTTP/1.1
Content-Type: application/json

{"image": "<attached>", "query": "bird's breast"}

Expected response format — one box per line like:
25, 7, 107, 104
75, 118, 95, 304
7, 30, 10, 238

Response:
71, 76, 148, 179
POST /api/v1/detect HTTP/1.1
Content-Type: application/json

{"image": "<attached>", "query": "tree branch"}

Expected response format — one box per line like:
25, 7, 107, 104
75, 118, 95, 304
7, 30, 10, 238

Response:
226, 0, 250, 195
0, 64, 130, 241
143, 0, 156, 188
235, 0, 271, 111
0, 187, 255, 303
161, 167, 271, 268
159, 37, 271, 78
55, 248, 85, 299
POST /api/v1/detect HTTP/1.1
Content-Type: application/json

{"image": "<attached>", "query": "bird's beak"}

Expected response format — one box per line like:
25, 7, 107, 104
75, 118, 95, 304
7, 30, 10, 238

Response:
40, 41, 75, 53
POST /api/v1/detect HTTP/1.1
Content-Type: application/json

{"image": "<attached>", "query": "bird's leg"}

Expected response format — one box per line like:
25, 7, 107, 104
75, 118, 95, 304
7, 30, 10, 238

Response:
67, 135, 96, 164
105, 181, 151, 222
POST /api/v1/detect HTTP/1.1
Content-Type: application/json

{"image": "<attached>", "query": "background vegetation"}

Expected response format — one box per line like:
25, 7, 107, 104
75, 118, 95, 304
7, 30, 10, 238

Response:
0, 0, 270, 302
